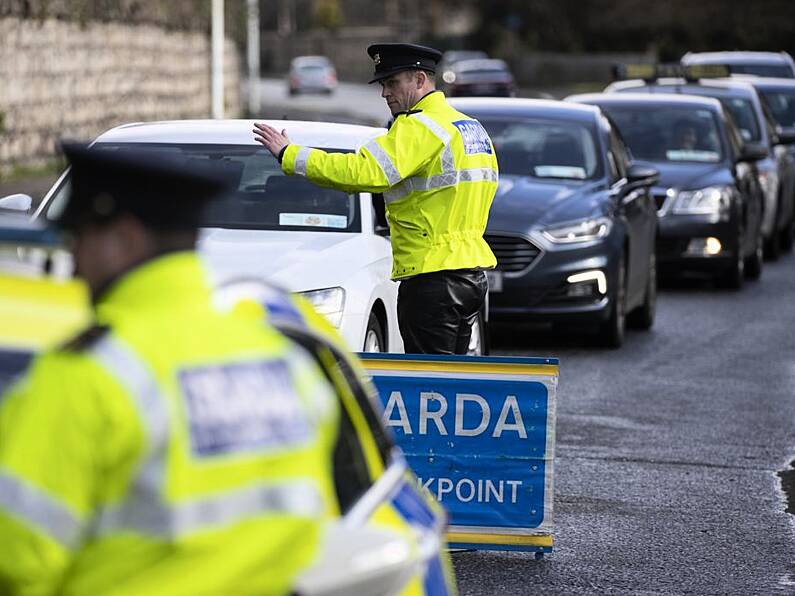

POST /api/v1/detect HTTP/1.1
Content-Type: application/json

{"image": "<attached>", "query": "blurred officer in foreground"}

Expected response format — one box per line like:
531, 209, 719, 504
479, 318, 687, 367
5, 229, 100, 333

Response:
0, 145, 339, 595
254, 43, 498, 355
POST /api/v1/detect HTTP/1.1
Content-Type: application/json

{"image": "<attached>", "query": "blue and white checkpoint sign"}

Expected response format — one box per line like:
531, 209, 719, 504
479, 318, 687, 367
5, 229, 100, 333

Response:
358, 354, 558, 552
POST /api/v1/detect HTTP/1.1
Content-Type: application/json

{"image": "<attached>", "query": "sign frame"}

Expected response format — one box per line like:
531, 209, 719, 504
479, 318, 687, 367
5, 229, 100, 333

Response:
359, 353, 558, 553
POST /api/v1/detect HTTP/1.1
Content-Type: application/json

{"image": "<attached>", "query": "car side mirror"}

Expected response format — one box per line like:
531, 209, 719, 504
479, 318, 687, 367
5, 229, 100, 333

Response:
293, 522, 421, 596
0, 193, 33, 213
626, 163, 659, 187
737, 142, 769, 163
775, 127, 795, 145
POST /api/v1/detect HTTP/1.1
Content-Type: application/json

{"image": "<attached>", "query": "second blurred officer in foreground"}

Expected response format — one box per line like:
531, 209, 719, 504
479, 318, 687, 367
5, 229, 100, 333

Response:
254, 43, 498, 354
0, 145, 339, 595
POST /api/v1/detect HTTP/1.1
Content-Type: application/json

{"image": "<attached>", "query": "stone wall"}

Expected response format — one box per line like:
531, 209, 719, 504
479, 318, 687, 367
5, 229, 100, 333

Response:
0, 17, 241, 176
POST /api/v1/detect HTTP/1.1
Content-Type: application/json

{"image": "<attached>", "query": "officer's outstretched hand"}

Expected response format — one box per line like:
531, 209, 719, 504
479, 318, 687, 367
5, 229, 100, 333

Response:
253, 122, 291, 159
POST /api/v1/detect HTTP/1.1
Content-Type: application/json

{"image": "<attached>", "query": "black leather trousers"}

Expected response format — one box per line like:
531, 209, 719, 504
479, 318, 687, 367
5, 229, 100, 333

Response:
397, 269, 488, 355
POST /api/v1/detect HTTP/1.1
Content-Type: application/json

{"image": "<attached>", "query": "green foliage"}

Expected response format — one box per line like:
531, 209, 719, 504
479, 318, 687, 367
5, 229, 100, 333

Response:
312, 0, 343, 31
470, 0, 795, 59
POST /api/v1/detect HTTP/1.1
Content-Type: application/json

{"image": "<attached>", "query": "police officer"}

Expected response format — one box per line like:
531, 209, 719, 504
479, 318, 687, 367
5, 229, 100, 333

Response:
0, 145, 339, 595
253, 43, 498, 355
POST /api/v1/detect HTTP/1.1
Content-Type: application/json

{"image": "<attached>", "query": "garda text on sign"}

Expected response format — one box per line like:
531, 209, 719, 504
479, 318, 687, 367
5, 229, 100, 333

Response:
358, 354, 558, 553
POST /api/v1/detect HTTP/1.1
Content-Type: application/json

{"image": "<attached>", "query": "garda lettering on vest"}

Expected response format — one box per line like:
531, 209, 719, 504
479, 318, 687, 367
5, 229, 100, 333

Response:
360, 354, 557, 552
453, 119, 493, 155
180, 360, 312, 457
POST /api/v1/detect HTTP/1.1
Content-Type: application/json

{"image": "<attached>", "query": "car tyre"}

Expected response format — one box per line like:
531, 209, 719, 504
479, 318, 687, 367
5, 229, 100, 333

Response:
745, 230, 763, 281
627, 252, 656, 330
717, 227, 745, 290
467, 310, 489, 356
780, 215, 794, 252
363, 311, 385, 353
597, 253, 626, 349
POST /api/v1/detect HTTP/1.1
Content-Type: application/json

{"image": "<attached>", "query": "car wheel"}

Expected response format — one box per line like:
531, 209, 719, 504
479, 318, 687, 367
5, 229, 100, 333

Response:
627, 252, 656, 330
597, 253, 626, 349
717, 227, 744, 290
362, 311, 385, 353
467, 310, 489, 356
745, 230, 763, 281
780, 215, 794, 252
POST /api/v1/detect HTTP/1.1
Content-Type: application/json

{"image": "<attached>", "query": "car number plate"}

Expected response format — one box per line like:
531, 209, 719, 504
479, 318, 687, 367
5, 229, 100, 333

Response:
473, 84, 496, 94
486, 270, 503, 293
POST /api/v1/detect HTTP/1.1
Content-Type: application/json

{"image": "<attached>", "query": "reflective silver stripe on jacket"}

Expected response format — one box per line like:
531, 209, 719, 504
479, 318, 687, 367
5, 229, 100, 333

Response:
90, 335, 324, 538
0, 469, 84, 548
384, 167, 499, 205
383, 113, 499, 204
413, 113, 451, 145
95, 480, 324, 537
294, 147, 313, 176
363, 140, 402, 186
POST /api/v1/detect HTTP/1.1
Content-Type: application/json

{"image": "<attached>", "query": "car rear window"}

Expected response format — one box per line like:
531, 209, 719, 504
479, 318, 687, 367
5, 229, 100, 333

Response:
44, 144, 361, 233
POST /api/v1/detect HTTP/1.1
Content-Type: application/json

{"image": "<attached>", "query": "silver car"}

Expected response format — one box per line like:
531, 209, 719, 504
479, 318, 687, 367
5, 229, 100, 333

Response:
288, 55, 337, 95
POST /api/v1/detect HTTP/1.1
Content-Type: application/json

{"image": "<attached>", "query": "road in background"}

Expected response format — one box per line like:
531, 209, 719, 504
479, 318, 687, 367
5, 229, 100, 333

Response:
250, 77, 390, 126
454, 256, 795, 594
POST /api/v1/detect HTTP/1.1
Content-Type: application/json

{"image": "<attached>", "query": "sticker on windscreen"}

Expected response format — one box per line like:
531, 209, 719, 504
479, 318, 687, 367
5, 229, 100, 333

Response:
534, 165, 586, 179
279, 213, 348, 228
665, 150, 720, 162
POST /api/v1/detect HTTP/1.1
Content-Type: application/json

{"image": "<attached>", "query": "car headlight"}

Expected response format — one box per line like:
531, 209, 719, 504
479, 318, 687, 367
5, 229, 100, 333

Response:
541, 216, 612, 244
298, 287, 346, 328
672, 186, 731, 217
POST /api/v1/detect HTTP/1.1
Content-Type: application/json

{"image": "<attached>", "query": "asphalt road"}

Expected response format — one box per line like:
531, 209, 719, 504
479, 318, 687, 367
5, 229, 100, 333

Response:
453, 254, 795, 595
251, 78, 390, 126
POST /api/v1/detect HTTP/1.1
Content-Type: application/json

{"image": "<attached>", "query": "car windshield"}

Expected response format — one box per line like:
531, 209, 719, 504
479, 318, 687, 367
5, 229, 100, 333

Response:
297, 65, 327, 73
600, 105, 725, 163
760, 89, 795, 128
44, 144, 361, 233
726, 63, 793, 78
479, 118, 601, 180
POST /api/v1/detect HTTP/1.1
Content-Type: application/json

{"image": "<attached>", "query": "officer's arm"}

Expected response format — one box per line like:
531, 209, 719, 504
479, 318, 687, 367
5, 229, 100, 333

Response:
281, 117, 445, 193
0, 352, 138, 594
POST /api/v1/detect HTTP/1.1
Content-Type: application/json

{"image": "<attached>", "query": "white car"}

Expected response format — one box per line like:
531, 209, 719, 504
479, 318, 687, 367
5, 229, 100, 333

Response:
32, 120, 403, 353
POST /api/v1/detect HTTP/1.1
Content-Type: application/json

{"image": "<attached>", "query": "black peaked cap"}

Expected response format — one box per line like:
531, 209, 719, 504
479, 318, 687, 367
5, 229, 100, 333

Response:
367, 43, 443, 83
57, 143, 234, 232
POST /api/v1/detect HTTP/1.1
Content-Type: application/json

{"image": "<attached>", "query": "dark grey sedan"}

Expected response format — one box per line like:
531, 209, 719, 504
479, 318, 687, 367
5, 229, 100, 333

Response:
450, 98, 659, 348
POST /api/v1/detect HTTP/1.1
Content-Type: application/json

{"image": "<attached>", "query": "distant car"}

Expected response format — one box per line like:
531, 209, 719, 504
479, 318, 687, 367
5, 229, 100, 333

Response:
444, 59, 516, 98
32, 120, 404, 354
288, 55, 337, 95
732, 76, 795, 250
450, 98, 659, 348
605, 73, 789, 259
569, 93, 766, 288
438, 49, 489, 83
681, 51, 795, 78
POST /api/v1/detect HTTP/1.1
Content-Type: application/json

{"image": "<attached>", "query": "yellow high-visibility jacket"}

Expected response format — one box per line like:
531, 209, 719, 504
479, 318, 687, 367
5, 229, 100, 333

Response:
281, 91, 498, 279
0, 252, 339, 596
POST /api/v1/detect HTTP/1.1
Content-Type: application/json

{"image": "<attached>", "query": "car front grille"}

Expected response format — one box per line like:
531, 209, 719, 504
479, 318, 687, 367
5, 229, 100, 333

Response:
484, 234, 541, 273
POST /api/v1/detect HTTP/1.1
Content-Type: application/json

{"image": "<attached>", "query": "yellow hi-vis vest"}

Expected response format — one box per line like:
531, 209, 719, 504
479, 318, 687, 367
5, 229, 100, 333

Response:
0, 252, 339, 596
282, 91, 498, 279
